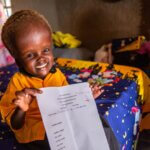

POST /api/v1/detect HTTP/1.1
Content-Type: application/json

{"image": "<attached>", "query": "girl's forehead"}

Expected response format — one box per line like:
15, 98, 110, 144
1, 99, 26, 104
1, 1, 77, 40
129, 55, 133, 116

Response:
13, 23, 52, 55
16, 22, 51, 40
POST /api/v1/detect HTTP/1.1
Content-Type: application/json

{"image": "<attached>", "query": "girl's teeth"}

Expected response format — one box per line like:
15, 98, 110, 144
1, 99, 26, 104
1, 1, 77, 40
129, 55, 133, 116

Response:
36, 63, 47, 69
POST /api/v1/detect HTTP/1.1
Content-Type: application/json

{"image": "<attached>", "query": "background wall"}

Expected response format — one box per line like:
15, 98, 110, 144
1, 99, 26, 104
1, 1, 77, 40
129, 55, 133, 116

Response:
11, 0, 150, 52
11, 0, 60, 30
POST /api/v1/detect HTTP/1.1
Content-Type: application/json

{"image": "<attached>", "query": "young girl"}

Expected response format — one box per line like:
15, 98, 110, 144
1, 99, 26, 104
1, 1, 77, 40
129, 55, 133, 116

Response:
0, 10, 102, 150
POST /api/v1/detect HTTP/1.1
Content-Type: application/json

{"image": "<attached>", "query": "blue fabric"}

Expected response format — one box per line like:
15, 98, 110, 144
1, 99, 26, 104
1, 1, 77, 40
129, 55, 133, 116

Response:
102, 82, 138, 149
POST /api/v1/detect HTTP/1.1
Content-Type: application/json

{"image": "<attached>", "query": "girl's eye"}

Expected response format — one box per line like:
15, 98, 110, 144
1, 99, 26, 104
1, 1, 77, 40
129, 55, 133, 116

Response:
43, 48, 50, 53
26, 53, 34, 59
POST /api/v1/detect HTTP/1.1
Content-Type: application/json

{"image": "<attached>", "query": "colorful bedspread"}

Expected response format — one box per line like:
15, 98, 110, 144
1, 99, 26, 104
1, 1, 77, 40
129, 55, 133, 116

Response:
0, 58, 149, 150
55, 58, 149, 150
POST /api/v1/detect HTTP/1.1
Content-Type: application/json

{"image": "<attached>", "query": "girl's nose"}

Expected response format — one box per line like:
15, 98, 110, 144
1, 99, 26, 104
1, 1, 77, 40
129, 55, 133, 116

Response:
36, 54, 45, 62
37, 56, 45, 61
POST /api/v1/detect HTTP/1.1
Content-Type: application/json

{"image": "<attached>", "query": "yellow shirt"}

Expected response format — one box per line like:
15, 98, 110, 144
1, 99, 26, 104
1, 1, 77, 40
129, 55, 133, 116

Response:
0, 68, 68, 143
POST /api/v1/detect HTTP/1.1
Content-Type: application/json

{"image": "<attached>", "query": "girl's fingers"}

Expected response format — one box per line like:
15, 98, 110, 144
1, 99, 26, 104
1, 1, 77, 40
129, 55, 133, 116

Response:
15, 91, 25, 97
91, 84, 102, 91
13, 99, 21, 105
99, 89, 104, 94
23, 88, 42, 97
15, 88, 42, 98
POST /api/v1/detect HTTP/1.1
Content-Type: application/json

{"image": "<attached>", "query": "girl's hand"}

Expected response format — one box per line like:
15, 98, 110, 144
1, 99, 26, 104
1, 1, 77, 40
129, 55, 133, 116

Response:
90, 84, 104, 99
13, 88, 42, 112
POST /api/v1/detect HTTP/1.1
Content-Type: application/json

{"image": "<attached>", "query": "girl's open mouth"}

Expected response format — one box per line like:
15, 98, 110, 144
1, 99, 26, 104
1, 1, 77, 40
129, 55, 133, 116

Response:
36, 62, 48, 69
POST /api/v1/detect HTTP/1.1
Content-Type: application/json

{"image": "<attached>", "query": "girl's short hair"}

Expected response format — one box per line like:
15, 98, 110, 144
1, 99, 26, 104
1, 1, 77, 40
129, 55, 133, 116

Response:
2, 9, 52, 55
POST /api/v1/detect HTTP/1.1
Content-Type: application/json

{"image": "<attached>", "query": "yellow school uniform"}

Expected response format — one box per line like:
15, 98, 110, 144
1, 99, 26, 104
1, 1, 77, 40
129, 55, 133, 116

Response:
0, 68, 68, 143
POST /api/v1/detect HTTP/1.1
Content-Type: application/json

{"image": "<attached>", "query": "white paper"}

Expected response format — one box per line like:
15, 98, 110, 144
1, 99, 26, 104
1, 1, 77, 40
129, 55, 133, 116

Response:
37, 82, 110, 150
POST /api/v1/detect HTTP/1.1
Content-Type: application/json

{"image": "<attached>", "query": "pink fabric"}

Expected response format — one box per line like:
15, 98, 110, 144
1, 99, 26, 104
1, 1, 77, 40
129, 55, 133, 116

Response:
0, 2, 15, 67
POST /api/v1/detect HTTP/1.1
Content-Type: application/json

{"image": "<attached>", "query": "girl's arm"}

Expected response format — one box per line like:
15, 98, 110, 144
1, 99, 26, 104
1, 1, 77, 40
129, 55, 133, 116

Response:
10, 88, 42, 130
11, 107, 26, 130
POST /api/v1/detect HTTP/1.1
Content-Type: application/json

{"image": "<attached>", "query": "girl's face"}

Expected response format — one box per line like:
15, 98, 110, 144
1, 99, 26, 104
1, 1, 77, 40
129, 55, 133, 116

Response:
15, 23, 54, 79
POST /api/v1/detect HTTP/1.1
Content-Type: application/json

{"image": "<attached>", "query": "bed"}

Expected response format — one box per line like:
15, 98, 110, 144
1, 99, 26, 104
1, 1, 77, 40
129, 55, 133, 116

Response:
0, 58, 149, 150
